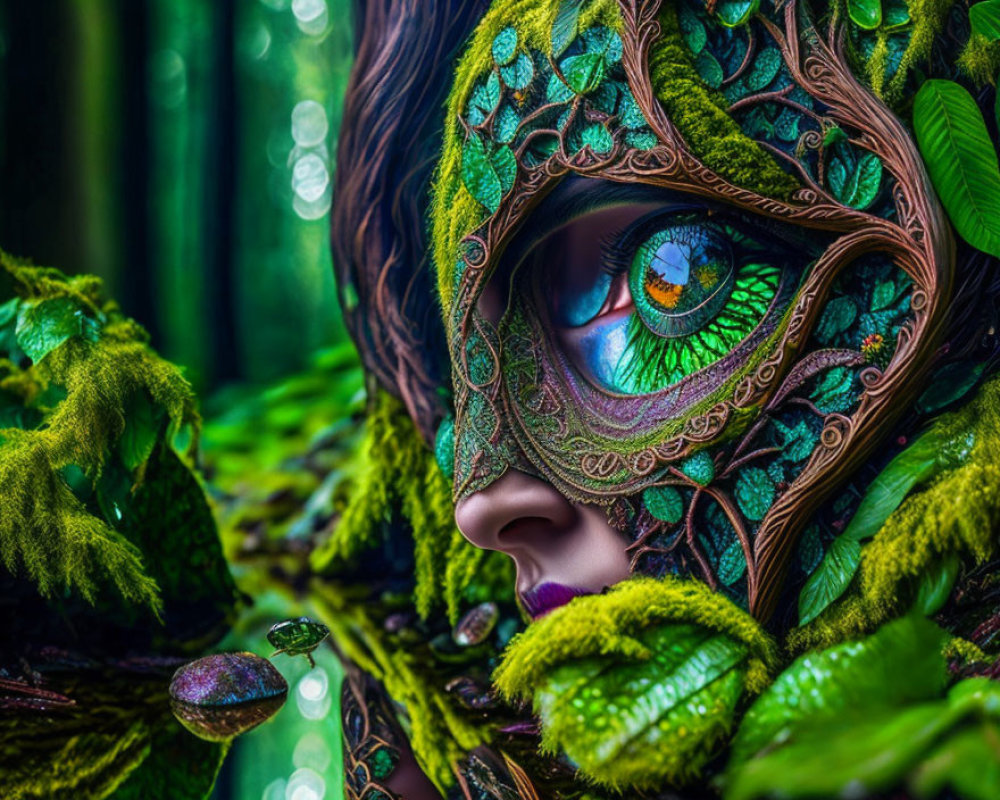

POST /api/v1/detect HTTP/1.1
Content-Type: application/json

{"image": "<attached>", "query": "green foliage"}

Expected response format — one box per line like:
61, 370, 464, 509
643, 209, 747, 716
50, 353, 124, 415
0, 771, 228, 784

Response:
827, 142, 883, 209
849, 0, 883, 30
970, 0, 1000, 40
798, 413, 973, 625
643, 484, 684, 523
916, 360, 985, 414
491, 26, 518, 65
726, 615, 1000, 800
535, 625, 748, 789
0, 253, 203, 615
460, 132, 517, 213
913, 79, 1000, 259
494, 578, 776, 788
552, 0, 583, 56
734, 467, 774, 522
680, 450, 715, 485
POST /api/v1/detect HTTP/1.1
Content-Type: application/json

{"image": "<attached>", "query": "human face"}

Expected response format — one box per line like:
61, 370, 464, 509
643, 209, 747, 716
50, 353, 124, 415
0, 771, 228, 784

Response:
436, 0, 951, 626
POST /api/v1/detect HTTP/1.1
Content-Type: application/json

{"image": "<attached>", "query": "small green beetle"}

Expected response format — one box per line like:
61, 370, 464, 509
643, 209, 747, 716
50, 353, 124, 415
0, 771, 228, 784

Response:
267, 617, 330, 668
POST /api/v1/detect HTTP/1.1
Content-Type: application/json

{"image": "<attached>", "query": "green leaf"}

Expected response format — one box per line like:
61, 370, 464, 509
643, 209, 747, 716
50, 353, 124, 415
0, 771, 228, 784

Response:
581, 27, 622, 64
745, 47, 781, 91
551, 0, 582, 57
814, 296, 858, 342
913, 552, 960, 615
910, 721, 1000, 800
461, 133, 516, 213
500, 52, 534, 91
970, 0, 1000, 41
491, 26, 518, 66
848, 0, 882, 30
916, 360, 984, 414
695, 51, 724, 89
914, 79, 1000, 259
797, 535, 862, 625
643, 485, 684, 524
494, 104, 520, 144
0, 297, 21, 356
546, 72, 574, 103
883, 0, 910, 28
536, 624, 748, 788
15, 297, 100, 363
731, 614, 950, 766
828, 145, 883, 209
718, 539, 748, 585
871, 278, 900, 311
119, 391, 164, 472
625, 129, 659, 150
715, 0, 760, 27
617, 86, 647, 129
560, 52, 606, 94
734, 467, 775, 522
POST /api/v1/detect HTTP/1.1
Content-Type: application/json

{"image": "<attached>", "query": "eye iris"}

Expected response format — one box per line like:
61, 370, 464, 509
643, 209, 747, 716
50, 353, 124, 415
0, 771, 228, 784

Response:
631, 224, 735, 338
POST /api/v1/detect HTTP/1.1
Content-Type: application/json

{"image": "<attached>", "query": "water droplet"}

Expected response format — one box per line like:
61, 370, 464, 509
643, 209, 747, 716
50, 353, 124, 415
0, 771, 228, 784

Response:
292, 154, 329, 202
286, 767, 325, 800
293, 731, 331, 773
292, 0, 328, 34
291, 100, 328, 147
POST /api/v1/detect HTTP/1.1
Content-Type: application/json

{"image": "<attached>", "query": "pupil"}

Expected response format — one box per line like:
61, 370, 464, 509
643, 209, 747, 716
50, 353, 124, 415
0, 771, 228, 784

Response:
631, 224, 734, 338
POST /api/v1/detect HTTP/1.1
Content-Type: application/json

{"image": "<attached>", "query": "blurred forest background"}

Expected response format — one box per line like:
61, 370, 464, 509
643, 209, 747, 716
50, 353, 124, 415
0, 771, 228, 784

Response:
0, 2, 358, 799
0, 0, 353, 390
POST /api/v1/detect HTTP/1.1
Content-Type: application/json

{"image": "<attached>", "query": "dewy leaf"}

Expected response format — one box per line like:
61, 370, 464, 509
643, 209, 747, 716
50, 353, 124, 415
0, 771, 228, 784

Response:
914, 79, 1000, 259
535, 624, 749, 789
15, 297, 99, 363
848, 0, 882, 30
715, 0, 760, 27
970, 0, 1000, 41
551, 0, 582, 57
797, 535, 862, 625
731, 614, 950, 767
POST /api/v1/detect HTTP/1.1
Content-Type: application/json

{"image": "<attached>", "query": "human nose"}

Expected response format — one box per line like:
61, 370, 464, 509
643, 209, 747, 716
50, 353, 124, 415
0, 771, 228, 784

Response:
454, 469, 577, 553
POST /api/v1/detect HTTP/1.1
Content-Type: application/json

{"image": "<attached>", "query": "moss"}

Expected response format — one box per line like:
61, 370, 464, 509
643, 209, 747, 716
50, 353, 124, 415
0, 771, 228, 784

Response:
790, 375, 1000, 651
0, 254, 200, 616
310, 581, 488, 793
310, 390, 483, 619
647, 5, 799, 200
494, 575, 779, 702
945, 636, 987, 667
958, 33, 1000, 87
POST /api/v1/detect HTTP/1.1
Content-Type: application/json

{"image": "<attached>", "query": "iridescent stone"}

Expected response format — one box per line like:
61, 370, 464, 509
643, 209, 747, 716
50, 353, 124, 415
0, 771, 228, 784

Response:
267, 616, 330, 667
169, 652, 287, 741
452, 601, 499, 647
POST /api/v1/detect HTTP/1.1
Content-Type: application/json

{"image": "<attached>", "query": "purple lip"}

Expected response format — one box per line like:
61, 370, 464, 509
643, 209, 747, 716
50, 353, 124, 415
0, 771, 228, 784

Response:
520, 582, 594, 619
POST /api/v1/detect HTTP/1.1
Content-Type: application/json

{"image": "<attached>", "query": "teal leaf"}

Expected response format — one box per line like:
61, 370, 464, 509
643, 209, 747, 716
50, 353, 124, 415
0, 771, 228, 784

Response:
715, 0, 760, 27
797, 535, 862, 625
848, 0, 882, 30
828, 145, 883, 209
734, 467, 775, 522
745, 47, 781, 91
870, 278, 900, 311
718, 539, 748, 585
914, 79, 1000, 259
551, 0, 582, 57
500, 52, 534, 91
546, 72, 574, 103
468, 72, 502, 123
796, 525, 823, 573
774, 107, 800, 143
575, 122, 614, 154
678, 5, 708, 54
970, 0, 1000, 41
15, 296, 100, 363
695, 51, 724, 89
883, 0, 910, 28
680, 451, 715, 485
617, 86, 647, 128
491, 26, 518, 66
625, 129, 659, 150
494, 104, 520, 144
0, 297, 21, 356
916, 361, 984, 414
560, 52, 607, 94
643, 485, 684, 524
814, 296, 858, 342
581, 27, 622, 64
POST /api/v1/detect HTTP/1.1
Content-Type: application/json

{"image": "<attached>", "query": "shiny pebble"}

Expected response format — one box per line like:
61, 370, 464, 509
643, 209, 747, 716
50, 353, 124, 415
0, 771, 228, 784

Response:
169, 652, 288, 741
452, 601, 499, 647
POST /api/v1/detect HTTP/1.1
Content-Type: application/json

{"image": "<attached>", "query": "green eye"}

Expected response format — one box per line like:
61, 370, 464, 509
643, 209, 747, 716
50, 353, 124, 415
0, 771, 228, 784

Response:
629, 224, 736, 338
